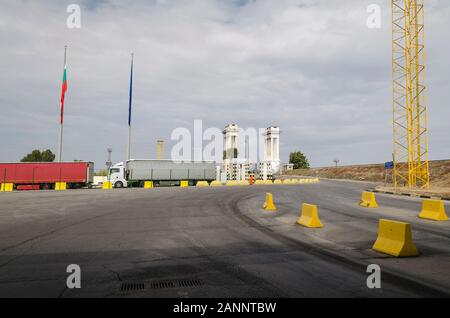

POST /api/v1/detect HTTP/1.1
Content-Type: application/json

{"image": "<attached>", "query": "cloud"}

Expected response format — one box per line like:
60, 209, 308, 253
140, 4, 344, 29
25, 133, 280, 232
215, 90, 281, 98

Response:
0, 0, 449, 168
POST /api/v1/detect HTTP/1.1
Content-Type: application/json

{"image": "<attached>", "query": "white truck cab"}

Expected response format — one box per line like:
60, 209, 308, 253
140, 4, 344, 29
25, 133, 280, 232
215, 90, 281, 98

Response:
108, 162, 128, 188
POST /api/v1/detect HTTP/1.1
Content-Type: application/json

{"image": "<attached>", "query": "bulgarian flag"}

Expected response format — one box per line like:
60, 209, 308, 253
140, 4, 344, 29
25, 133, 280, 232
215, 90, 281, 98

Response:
60, 65, 68, 125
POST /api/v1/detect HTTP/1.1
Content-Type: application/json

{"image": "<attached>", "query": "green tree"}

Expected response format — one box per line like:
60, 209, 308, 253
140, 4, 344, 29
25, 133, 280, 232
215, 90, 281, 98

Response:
289, 151, 310, 169
95, 169, 108, 176
41, 149, 56, 162
21, 149, 55, 162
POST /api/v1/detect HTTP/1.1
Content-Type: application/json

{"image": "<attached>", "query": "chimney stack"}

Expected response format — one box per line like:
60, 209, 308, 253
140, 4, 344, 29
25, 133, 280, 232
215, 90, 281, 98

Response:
156, 140, 164, 160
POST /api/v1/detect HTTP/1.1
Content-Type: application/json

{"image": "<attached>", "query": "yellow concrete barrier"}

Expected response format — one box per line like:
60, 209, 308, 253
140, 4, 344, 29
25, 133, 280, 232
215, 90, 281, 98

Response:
180, 180, 189, 188
238, 180, 250, 186
291, 179, 299, 184
254, 180, 265, 185
102, 182, 113, 190
55, 182, 67, 191
0, 183, 13, 192
262, 193, 277, 211
264, 180, 273, 185
298, 203, 323, 228
360, 191, 378, 208
419, 199, 448, 221
210, 181, 223, 187
274, 180, 282, 185
196, 181, 209, 187
283, 179, 292, 185
1, 183, 12, 192
226, 180, 239, 186
372, 219, 419, 257
144, 181, 154, 189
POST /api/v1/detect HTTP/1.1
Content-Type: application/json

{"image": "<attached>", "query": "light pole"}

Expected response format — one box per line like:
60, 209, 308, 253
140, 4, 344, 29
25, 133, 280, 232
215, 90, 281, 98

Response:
333, 159, 340, 168
106, 148, 113, 183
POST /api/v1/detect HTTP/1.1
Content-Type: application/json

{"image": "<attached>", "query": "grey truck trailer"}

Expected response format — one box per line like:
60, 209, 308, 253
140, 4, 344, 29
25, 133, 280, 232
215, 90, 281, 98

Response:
108, 159, 216, 188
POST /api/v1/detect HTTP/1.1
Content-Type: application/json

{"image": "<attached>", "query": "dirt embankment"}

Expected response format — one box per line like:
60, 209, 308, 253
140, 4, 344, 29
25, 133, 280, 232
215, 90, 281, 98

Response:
286, 160, 450, 198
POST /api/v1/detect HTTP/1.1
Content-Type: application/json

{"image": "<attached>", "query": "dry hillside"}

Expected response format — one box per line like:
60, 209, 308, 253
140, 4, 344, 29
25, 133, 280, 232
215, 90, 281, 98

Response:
286, 160, 450, 197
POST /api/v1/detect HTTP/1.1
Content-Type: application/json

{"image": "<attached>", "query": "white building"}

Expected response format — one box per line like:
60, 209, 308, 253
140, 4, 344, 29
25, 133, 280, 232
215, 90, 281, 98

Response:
229, 158, 251, 181
223, 124, 239, 161
282, 163, 294, 172
221, 124, 281, 181
222, 124, 240, 180
261, 126, 281, 177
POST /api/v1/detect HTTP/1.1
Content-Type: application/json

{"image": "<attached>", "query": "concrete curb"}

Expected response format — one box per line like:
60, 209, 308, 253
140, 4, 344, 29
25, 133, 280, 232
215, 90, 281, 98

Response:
370, 188, 450, 202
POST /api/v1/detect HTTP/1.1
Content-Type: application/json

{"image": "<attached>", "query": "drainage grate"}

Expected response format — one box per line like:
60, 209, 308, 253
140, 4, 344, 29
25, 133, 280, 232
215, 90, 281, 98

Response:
149, 281, 176, 289
120, 279, 204, 293
120, 282, 146, 292
177, 279, 203, 288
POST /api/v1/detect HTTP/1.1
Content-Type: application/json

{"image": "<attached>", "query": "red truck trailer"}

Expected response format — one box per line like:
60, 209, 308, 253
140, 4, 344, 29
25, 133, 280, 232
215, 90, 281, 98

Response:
0, 162, 94, 190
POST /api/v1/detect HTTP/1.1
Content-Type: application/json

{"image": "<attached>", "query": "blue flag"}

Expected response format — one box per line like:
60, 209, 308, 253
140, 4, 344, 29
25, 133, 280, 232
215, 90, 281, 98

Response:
128, 54, 133, 127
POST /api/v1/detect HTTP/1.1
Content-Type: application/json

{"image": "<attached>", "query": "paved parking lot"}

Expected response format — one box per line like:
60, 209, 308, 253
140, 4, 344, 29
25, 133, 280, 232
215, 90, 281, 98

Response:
0, 180, 449, 297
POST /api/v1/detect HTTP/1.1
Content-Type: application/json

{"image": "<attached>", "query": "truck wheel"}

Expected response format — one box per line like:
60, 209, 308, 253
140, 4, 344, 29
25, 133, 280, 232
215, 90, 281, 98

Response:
114, 181, 124, 188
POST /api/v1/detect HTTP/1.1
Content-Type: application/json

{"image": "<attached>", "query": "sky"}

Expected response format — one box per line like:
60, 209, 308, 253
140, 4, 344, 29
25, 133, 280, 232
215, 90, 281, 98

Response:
0, 0, 449, 170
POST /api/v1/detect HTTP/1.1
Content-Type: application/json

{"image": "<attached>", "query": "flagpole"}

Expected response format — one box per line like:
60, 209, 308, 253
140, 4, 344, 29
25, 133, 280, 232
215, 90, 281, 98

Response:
127, 53, 134, 161
127, 125, 131, 161
57, 46, 67, 163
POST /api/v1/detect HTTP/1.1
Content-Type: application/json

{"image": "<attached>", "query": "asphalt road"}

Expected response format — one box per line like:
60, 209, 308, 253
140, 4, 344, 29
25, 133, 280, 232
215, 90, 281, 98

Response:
0, 180, 449, 298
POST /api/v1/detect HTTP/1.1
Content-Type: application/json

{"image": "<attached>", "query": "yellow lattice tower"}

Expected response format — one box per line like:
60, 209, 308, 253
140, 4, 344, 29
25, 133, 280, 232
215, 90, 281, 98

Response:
392, 0, 429, 189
